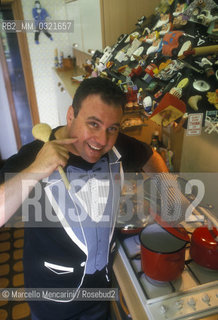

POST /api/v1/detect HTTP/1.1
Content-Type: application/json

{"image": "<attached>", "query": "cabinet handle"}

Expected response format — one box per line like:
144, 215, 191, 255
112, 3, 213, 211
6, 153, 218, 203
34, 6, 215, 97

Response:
119, 290, 131, 317
57, 82, 61, 87
60, 87, 65, 93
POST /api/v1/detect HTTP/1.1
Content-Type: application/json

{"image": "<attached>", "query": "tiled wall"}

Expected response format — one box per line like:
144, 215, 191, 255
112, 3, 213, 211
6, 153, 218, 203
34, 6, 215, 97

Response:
21, 0, 73, 128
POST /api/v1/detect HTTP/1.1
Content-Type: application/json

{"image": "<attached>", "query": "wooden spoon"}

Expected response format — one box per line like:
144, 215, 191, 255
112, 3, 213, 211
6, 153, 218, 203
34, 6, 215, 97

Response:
32, 123, 71, 190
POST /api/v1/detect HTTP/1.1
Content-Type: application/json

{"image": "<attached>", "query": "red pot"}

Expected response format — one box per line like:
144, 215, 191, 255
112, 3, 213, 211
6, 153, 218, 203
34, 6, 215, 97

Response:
190, 226, 218, 270
140, 223, 188, 282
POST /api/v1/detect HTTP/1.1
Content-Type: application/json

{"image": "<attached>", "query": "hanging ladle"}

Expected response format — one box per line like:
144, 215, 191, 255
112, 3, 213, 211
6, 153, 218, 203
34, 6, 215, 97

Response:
32, 123, 71, 190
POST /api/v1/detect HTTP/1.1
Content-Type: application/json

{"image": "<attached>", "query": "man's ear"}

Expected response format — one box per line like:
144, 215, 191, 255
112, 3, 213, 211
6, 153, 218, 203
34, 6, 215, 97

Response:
66, 106, 75, 125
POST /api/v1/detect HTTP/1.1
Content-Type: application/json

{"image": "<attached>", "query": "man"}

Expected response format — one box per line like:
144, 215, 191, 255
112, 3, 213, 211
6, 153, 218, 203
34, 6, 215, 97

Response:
0, 77, 167, 320
32, 0, 53, 44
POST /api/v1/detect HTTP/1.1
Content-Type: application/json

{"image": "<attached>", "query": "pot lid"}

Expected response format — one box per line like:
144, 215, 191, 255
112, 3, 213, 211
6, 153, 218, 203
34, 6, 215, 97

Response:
149, 207, 190, 242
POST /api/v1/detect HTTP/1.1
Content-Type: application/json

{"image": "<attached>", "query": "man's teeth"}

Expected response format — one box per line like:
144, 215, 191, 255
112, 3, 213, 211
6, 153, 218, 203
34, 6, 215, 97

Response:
89, 144, 101, 151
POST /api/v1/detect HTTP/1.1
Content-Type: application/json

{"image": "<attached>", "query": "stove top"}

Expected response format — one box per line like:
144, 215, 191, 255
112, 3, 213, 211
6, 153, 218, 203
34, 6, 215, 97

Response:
118, 217, 218, 320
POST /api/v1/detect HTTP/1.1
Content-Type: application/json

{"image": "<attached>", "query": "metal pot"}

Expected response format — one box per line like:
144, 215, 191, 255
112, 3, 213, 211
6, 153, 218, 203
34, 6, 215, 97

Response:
117, 213, 148, 235
117, 193, 149, 235
140, 223, 189, 282
119, 221, 147, 235
190, 225, 218, 270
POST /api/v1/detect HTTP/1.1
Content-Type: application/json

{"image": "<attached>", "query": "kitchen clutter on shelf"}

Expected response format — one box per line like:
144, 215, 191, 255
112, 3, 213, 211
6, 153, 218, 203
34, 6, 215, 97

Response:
80, 0, 218, 133
54, 48, 75, 70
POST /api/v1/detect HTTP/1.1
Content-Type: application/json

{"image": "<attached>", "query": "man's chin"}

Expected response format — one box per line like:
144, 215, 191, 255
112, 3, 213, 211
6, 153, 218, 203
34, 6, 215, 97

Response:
84, 156, 101, 164
84, 148, 106, 163
83, 151, 105, 164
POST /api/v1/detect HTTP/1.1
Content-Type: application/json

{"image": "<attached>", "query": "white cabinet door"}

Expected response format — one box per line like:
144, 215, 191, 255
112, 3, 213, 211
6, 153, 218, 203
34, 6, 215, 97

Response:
80, 0, 102, 54
66, 1, 83, 52
53, 72, 72, 126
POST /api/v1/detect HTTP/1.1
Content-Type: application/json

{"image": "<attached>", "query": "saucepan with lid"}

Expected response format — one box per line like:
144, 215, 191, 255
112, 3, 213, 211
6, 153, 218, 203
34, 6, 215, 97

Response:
190, 225, 218, 270
139, 220, 190, 282
190, 205, 218, 270
139, 175, 191, 282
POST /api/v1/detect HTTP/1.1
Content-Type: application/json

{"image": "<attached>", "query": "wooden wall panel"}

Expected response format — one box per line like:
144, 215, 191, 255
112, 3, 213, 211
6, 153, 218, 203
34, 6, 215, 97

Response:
1, 0, 13, 4
11, 0, 39, 125
0, 36, 21, 149
101, 0, 160, 47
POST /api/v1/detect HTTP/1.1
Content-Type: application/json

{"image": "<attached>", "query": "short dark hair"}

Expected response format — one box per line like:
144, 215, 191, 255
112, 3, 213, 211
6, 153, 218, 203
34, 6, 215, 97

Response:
34, 1, 41, 7
72, 77, 126, 117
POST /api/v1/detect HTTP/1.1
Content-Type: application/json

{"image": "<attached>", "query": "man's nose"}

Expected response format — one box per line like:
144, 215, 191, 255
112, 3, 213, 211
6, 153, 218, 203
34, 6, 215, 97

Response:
95, 130, 108, 146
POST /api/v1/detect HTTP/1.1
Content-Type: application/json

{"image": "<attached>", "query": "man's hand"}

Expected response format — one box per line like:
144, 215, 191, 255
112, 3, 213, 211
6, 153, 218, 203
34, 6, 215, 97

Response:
28, 138, 78, 179
0, 137, 78, 227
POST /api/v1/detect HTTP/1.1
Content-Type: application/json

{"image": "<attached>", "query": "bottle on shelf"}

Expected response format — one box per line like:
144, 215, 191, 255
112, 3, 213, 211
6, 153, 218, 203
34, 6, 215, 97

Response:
54, 48, 59, 69
150, 130, 160, 151
59, 51, 64, 69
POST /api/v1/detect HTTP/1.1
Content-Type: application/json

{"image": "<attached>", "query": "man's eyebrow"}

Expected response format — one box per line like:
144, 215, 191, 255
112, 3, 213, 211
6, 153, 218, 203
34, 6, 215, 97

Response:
87, 116, 120, 127
87, 116, 103, 123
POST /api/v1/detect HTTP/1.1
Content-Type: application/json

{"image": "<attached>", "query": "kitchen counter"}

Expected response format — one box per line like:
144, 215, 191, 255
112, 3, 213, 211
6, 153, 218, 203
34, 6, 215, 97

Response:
113, 245, 148, 320
54, 67, 84, 98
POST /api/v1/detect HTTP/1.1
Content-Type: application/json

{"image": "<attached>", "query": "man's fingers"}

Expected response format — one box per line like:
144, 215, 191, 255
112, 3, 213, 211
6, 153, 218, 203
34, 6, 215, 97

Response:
53, 138, 79, 145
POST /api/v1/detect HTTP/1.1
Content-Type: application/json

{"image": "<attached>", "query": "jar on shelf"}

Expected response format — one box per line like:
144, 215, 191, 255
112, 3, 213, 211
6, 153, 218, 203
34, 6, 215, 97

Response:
150, 131, 160, 151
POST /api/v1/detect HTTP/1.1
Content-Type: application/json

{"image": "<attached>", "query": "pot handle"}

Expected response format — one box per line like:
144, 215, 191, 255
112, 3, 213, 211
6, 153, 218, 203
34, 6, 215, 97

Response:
198, 206, 218, 230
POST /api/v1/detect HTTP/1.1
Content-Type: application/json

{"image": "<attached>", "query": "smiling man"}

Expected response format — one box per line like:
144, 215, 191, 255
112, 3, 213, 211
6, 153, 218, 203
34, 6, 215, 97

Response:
0, 77, 167, 320
58, 88, 124, 164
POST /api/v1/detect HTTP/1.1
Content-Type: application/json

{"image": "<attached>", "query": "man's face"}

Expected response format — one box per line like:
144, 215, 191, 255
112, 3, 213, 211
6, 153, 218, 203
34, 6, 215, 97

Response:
66, 94, 123, 163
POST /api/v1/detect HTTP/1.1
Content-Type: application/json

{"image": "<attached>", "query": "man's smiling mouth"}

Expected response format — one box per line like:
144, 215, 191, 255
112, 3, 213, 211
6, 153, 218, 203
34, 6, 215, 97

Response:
88, 143, 102, 151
